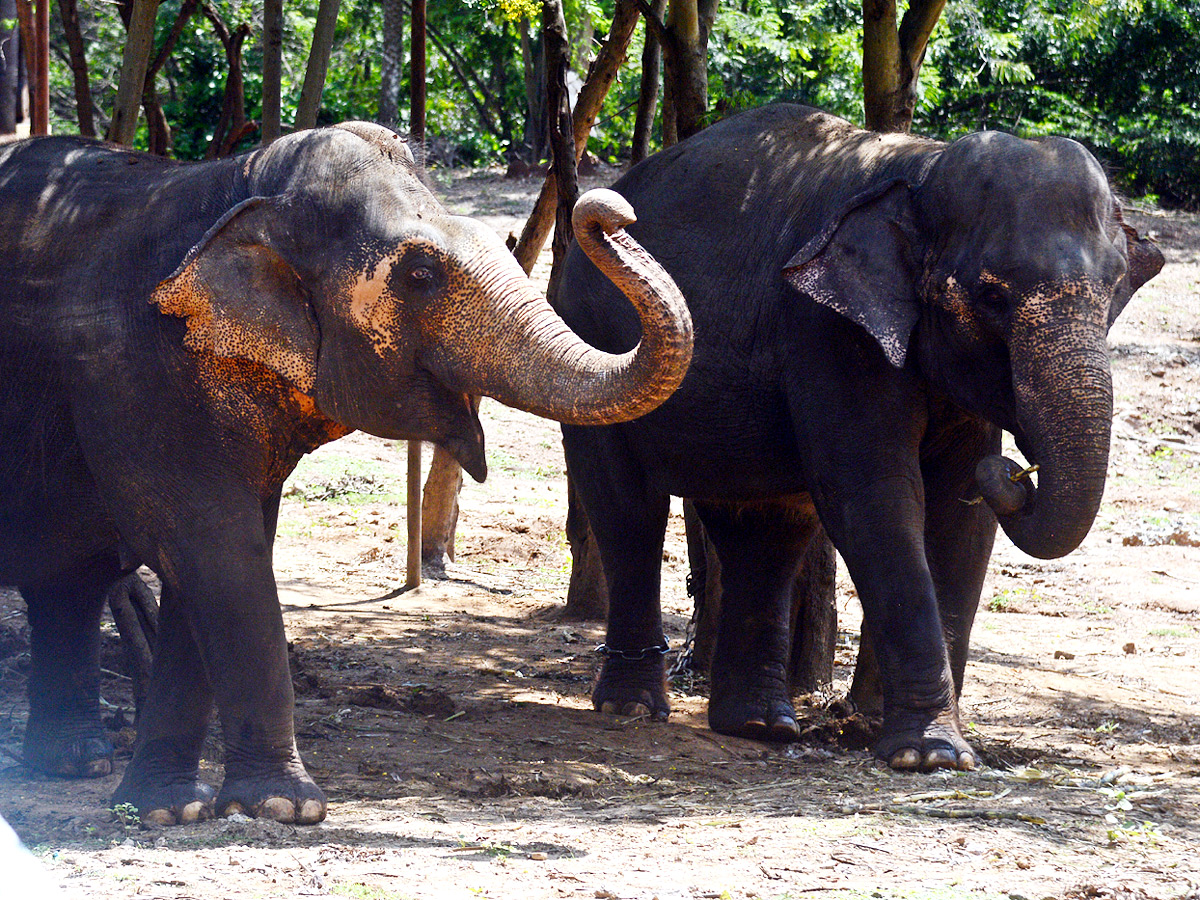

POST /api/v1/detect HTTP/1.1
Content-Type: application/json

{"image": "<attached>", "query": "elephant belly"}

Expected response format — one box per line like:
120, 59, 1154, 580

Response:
624, 394, 809, 502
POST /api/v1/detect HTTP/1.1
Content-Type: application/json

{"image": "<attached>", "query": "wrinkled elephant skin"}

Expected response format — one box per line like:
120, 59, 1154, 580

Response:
557, 104, 1163, 771
0, 124, 691, 824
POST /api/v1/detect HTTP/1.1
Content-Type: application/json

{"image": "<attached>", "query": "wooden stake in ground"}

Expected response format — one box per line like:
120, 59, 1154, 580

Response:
406, 0, 428, 589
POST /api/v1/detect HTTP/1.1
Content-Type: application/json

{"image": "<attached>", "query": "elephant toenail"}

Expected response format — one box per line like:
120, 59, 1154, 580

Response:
298, 799, 326, 824
889, 748, 922, 770
258, 797, 296, 822
179, 801, 210, 824
143, 808, 177, 827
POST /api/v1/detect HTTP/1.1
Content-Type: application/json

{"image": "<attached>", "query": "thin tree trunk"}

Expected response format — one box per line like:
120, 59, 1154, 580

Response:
519, 19, 546, 163
58, 0, 95, 137
659, 0, 716, 144
544, 0, 577, 299
631, 0, 667, 163
0, 0, 19, 135
261, 0, 283, 144
861, 0, 945, 133
202, 3, 253, 157
294, 0, 341, 131
410, 0, 426, 146
142, 0, 200, 156
109, 0, 159, 145
379, 0, 404, 127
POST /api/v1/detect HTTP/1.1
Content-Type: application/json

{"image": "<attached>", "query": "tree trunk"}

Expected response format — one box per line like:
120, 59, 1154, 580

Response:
410, 0, 426, 146
109, 0, 159, 145
294, 0, 341, 131
203, 4, 254, 158
0, 0, 18, 135
58, 0, 95, 137
659, 0, 716, 144
861, 0, 945, 133
30, 0, 46, 134
519, 19, 547, 164
512, 0, 640, 274
420, 447, 462, 574
379, 0, 404, 127
142, 0, 200, 157
544, 0, 578, 302
631, 0, 667, 164
261, 0, 283, 144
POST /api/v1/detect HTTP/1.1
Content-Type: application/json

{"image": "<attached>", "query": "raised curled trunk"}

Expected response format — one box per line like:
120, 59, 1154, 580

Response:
443, 189, 693, 426
976, 316, 1113, 559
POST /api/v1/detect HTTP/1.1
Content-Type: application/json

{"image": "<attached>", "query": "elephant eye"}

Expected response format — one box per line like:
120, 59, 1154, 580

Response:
406, 264, 436, 287
975, 285, 1008, 318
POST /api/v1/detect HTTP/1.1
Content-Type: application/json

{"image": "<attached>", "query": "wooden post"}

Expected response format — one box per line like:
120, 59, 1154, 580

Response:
403, 0, 428, 589
406, 441, 422, 589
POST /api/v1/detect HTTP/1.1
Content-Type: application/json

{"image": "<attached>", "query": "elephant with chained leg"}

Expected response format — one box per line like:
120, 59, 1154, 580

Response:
557, 104, 1162, 772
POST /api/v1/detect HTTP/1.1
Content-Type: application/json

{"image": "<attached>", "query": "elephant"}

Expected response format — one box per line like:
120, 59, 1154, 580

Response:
557, 104, 1163, 772
0, 122, 692, 824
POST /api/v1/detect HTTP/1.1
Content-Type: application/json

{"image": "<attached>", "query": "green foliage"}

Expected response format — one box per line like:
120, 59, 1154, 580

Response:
34, 0, 1200, 205
920, 0, 1200, 207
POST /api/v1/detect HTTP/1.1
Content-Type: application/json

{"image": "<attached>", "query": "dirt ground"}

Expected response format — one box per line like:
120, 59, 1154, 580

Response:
1, 169, 1198, 900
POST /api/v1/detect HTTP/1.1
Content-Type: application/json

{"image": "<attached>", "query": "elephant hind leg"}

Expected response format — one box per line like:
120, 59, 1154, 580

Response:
21, 552, 124, 778
696, 500, 820, 743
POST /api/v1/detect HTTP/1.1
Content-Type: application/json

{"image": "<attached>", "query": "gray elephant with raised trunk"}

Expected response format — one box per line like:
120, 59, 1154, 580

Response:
557, 104, 1162, 771
0, 122, 691, 824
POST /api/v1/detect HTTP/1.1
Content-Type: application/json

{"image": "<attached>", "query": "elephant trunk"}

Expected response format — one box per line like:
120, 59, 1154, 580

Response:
435, 189, 693, 426
976, 311, 1114, 560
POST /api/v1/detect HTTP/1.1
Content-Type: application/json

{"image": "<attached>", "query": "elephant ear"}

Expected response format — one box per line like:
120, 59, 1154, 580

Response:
150, 196, 320, 393
783, 178, 921, 368
1109, 218, 1165, 326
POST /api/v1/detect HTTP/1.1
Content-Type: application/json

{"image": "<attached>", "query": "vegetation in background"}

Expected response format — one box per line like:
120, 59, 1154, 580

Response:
24, 0, 1200, 206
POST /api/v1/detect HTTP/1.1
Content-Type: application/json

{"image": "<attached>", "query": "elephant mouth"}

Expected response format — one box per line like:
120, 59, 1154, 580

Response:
434, 392, 487, 483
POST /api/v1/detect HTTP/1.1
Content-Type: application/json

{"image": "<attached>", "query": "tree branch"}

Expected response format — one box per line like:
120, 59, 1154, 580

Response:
898, 0, 947, 72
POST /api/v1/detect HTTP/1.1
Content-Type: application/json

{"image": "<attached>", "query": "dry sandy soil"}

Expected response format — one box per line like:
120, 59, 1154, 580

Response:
1, 169, 1198, 900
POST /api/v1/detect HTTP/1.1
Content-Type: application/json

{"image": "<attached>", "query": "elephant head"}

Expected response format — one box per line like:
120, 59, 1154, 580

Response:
786, 131, 1163, 559
150, 123, 692, 481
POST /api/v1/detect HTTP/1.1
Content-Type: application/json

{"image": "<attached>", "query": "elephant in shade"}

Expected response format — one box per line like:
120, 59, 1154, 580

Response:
0, 122, 692, 824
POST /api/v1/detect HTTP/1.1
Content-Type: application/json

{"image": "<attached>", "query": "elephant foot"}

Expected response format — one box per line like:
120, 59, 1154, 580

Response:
874, 708, 976, 772
708, 662, 800, 743
592, 655, 670, 721
23, 716, 114, 778
112, 774, 216, 826
216, 759, 327, 824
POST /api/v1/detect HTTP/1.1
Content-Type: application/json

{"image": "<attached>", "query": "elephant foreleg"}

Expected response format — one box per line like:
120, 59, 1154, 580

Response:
112, 583, 217, 825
